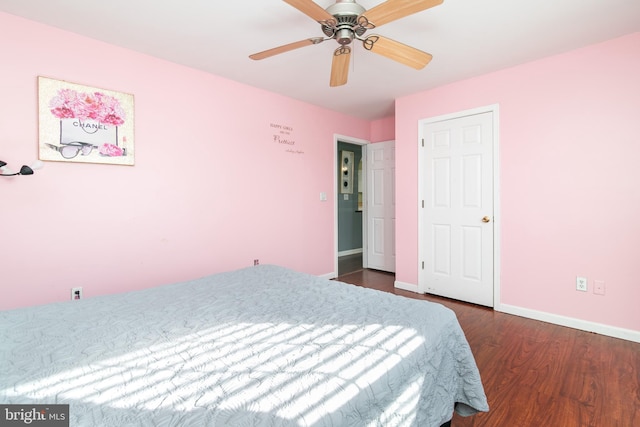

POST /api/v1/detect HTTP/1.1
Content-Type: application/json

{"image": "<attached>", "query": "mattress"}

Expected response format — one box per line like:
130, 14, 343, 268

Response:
0, 265, 488, 426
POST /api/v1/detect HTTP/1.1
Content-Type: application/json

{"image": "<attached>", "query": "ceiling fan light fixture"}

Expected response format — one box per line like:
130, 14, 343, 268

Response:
335, 28, 354, 45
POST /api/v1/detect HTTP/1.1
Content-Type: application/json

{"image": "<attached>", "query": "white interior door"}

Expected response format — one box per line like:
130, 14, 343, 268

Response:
420, 110, 495, 307
366, 141, 395, 272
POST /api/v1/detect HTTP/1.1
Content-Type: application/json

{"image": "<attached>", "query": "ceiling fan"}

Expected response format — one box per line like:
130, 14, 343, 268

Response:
249, 0, 444, 87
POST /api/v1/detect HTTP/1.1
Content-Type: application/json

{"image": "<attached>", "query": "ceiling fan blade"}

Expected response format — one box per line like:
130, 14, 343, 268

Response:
249, 37, 324, 60
363, 35, 432, 69
330, 46, 351, 87
283, 0, 336, 25
360, 0, 444, 28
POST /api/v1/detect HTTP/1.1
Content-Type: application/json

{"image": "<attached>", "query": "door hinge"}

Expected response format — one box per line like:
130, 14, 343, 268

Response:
421, 200, 424, 208
421, 138, 424, 147
421, 261, 425, 269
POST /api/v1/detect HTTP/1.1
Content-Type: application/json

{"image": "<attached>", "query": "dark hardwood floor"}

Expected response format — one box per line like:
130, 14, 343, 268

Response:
338, 252, 363, 276
336, 269, 640, 427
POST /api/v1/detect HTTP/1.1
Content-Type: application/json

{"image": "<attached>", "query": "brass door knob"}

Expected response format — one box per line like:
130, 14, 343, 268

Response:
482, 216, 491, 223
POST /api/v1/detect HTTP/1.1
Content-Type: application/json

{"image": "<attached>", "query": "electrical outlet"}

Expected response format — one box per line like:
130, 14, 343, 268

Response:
594, 280, 605, 296
71, 287, 83, 300
253, 259, 259, 266
576, 276, 587, 292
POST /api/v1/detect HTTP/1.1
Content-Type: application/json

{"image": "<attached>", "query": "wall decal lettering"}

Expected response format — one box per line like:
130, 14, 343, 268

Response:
270, 122, 304, 155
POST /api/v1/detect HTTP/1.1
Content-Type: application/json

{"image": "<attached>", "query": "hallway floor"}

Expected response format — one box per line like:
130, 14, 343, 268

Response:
337, 253, 362, 276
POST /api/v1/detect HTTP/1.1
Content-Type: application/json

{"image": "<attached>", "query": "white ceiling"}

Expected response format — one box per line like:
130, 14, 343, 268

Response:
2, 0, 639, 120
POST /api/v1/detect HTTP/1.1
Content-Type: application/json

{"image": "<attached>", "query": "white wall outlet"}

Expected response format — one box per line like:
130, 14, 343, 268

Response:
71, 287, 83, 300
594, 280, 605, 296
576, 276, 588, 292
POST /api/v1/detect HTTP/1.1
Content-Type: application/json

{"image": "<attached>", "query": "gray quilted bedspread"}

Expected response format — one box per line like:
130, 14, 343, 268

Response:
0, 265, 488, 426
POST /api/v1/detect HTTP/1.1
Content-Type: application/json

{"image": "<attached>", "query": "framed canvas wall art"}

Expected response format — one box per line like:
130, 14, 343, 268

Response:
38, 77, 135, 166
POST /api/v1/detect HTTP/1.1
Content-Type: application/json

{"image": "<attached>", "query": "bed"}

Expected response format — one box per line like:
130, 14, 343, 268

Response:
0, 265, 488, 426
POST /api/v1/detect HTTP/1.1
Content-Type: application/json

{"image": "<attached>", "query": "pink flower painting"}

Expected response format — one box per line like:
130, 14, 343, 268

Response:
99, 143, 124, 157
39, 76, 134, 166
49, 89, 126, 126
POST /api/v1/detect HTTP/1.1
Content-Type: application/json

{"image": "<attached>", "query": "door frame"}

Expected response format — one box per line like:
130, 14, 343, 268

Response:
333, 134, 369, 277
417, 104, 501, 308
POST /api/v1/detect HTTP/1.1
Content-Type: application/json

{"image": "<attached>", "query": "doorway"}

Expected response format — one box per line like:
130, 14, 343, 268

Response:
418, 105, 499, 307
334, 135, 368, 276
337, 141, 364, 275
334, 135, 396, 277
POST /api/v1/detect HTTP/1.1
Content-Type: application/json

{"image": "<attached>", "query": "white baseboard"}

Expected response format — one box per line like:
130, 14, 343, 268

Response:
497, 303, 640, 343
394, 280, 421, 293
319, 272, 336, 280
337, 276, 640, 344
338, 248, 363, 257
392, 282, 639, 343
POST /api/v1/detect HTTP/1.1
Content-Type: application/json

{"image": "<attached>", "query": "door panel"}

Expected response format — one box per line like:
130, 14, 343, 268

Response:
433, 225, 451, 275
366, 141, 395, 272
421, 111, 494, 307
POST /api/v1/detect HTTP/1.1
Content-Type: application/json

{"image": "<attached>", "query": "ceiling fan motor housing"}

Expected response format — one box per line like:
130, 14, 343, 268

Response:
323, 0, 367, 45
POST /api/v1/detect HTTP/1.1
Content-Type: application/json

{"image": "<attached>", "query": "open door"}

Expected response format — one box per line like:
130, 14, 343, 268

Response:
366, 140, 396, 273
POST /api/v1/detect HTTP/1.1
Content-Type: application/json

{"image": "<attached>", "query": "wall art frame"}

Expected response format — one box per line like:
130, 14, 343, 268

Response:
340, 150, 354, 194
38, 76, 135, 166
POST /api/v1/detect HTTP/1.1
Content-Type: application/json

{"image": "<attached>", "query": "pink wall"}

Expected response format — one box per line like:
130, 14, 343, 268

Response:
4, 10, 636, 335
396, 33, 640, 332
0, 12, 371, 310
370, 116, 395, 142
